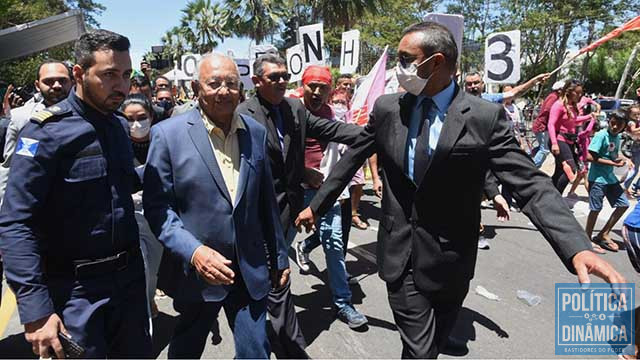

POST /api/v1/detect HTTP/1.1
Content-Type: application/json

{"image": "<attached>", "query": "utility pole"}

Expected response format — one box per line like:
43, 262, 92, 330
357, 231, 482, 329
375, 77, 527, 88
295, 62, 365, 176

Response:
615, 42, 640, 99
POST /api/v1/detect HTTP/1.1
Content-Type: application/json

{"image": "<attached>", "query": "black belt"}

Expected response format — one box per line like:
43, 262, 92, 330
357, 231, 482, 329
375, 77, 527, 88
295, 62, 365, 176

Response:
45, 246, 141, 279
560, 132, 578, 142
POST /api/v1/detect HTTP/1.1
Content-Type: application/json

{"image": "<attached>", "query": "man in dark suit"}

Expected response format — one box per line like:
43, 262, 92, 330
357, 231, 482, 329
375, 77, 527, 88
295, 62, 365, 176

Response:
296, 22, 626, 358
143, 54, 289, 358
236, 54, 362, 358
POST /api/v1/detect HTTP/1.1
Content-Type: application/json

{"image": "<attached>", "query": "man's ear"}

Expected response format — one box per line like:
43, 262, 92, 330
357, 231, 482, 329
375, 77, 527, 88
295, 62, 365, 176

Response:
190, 80, 199, 96
251, 75, 261, 88
72, 64, 84, 85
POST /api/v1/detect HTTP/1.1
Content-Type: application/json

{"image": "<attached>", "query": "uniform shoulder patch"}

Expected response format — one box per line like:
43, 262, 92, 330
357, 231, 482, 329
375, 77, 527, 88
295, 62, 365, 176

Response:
16, 137, 39, 157
30, 104, 72, 125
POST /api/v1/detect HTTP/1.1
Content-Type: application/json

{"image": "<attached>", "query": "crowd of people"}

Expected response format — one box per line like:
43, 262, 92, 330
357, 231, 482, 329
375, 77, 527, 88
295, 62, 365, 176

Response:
0, 20, 639, 359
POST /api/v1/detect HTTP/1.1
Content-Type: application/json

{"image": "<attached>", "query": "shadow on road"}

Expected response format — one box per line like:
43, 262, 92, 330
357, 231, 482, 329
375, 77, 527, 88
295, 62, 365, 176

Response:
0, 332, 34, 359
445, 306, 509, 357
358, 197, 382, 225
151, 312, 179, 358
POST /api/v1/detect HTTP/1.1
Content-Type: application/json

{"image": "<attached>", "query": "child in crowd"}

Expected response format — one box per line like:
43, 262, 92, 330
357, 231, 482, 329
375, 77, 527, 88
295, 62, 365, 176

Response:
585, 109, 630, 253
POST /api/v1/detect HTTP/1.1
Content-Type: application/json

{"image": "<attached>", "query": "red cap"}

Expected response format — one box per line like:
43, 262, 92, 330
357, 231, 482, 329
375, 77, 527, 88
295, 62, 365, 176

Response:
302, 65, 332, 86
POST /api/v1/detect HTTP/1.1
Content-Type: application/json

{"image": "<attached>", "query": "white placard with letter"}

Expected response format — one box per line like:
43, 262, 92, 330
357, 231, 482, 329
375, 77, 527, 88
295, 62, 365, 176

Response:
181, 54, 202, 79
423, 13, 464, 65
249, 44, 279, 76
299, 23, 325, 65
340, 30, 360, 74
484, 30, 520, 84
286, 44, 304, 83
234, 58, 253, 90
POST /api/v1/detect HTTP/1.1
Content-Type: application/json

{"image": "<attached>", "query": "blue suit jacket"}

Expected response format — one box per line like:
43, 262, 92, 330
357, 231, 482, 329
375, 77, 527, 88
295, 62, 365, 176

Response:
143, 109, 288, 302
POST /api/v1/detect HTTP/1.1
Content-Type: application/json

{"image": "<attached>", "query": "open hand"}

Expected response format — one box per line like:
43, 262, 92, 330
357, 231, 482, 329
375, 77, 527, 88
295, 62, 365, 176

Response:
191, 245, 235, 285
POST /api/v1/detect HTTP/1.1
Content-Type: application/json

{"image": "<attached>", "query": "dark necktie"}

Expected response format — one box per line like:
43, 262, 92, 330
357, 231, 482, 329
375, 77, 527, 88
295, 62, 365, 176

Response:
413, 97, 434, 185
271, 105, 285, 152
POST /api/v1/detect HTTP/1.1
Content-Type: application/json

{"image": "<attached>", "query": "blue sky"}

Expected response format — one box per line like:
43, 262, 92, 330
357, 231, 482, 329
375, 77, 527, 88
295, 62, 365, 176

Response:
96, 0, 252, 70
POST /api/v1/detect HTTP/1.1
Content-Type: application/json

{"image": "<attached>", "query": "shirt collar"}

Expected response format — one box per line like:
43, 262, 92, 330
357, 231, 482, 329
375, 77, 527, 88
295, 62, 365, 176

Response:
428, 79, 455, 114
201, 109, 245, 137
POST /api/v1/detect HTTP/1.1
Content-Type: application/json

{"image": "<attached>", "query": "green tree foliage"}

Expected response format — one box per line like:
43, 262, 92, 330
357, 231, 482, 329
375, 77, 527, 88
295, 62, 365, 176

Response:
0, 0, 104, 87
180, 0, 231, 53
441, 0, 639, 97
583, 31, 640, 97
224, 0, 286, 45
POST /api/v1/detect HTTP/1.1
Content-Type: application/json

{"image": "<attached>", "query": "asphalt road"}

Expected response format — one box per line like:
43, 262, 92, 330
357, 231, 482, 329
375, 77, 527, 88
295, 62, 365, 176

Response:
1, 185, 639, 359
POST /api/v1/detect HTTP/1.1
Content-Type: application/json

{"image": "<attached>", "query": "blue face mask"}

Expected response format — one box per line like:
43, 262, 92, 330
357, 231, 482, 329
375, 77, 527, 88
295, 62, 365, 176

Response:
156, 99, 173, 112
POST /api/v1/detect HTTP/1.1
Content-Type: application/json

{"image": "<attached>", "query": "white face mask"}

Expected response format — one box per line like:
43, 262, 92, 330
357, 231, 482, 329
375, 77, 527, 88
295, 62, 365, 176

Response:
332, 104, 348, 120
129, 118, 151, 139
395, 54, 436, 96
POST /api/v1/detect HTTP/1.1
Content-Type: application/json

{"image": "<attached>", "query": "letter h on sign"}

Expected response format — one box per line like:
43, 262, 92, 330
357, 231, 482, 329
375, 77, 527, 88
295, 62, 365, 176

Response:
340, 30, 360, 74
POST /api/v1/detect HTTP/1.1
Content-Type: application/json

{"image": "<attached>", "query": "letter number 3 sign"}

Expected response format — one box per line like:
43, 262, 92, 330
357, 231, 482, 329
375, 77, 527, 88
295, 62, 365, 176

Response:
484, 30, 520, 84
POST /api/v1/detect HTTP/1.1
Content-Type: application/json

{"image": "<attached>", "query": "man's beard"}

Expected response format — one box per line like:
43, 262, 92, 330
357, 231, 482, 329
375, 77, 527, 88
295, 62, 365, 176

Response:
42, 89, 67, 106
83, 78, 125, 113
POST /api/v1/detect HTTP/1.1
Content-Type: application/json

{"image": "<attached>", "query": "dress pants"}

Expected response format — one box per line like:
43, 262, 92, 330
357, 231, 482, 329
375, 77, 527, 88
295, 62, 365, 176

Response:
168, 277, 270, 359
267, 225, 309, 358
386, 266, 469, 359
49, 257, 152, 358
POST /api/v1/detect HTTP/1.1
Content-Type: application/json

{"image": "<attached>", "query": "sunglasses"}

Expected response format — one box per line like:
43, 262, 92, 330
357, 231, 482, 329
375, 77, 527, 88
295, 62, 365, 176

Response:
266, 72, 291, 82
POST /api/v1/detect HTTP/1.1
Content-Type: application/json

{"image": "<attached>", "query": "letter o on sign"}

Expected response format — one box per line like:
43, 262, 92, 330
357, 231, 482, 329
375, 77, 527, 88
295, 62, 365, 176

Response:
290, 53, 303, 76
182, 55, 199, 78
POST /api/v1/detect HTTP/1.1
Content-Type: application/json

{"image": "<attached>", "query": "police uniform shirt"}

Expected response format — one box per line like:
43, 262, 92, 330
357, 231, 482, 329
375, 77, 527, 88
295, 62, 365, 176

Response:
0, 89, 140, 324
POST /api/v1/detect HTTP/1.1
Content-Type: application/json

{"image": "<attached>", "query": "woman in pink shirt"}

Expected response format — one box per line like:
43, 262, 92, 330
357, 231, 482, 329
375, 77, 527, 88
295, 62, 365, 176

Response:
566, 96, 601, 197
548, 79, 597, 193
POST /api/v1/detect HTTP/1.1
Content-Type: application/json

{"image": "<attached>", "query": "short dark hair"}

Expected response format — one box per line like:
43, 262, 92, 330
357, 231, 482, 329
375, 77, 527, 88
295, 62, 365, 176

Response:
253, 54, 286, 77
121, 93, 152, 115
610, 109, 627, 123
155, 88, 172, 97
74, 30, 131, 70
402, 22, 458, 71
130, 75, 151, 89
337, 74, 352, 80
155, 76, 170, 84
36, 60, 72, 80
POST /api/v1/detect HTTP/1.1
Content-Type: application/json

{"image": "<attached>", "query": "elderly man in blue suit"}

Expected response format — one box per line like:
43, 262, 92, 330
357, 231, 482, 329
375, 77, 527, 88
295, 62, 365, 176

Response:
143, 53, 290, 359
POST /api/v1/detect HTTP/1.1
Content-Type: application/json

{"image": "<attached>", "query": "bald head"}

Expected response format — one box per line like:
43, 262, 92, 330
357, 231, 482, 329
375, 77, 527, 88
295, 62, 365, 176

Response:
195, 53, 239, 83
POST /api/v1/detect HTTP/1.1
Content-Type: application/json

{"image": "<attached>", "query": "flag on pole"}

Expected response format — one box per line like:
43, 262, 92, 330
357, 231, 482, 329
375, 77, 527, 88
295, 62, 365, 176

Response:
578, 15, 640, 55
349, 46, 388, 126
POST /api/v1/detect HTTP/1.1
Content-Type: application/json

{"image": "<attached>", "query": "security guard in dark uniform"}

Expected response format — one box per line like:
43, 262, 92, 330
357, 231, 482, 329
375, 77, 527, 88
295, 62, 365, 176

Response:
0, 30, 151, 358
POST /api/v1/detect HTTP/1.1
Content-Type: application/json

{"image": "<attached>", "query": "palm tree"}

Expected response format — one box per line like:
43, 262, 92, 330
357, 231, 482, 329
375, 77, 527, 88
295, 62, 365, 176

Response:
162, 26, 190, 68
224, 0, 285, 44
304, 0, 385, 30
181, 0, 231, 53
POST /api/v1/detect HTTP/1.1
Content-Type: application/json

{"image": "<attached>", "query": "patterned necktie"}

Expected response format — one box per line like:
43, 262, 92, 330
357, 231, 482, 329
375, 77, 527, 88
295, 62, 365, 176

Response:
413, 97, 434, 185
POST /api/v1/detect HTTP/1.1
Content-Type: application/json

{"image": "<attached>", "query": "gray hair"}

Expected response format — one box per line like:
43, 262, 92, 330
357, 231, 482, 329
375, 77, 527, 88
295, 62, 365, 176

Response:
402, 22, 458, 71
253, 54, 286, 77
193, 53, 240, 81
465, 71, 483, 79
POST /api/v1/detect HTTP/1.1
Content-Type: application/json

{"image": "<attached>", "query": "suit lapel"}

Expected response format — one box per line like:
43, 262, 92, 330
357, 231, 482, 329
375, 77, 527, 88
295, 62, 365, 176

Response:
234, 115, 253, 208
419, 86, 469, 187
187, 115, 232, 205
391, 93, 417, 185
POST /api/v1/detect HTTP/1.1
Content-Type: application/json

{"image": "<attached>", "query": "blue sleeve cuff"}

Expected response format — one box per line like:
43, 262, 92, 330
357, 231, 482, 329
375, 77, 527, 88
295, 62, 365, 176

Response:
16, 289, 55, 325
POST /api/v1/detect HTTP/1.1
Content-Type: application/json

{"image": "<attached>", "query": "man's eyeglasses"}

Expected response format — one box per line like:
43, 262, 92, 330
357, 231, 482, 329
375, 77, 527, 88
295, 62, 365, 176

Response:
397, 55, 418, 69
206, 78, 240, 91
266, 72, 291, 82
